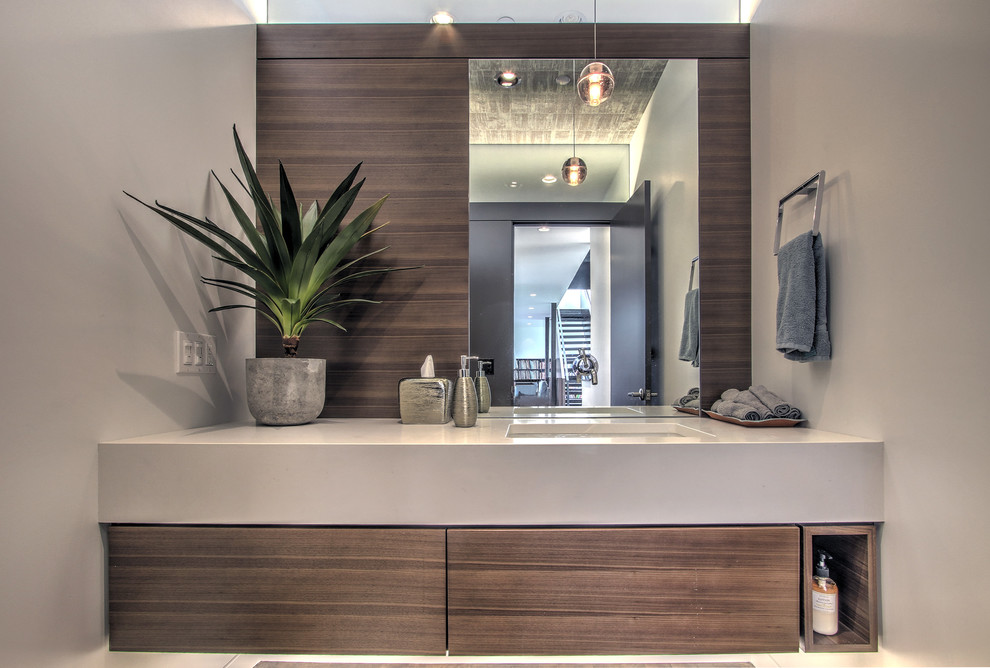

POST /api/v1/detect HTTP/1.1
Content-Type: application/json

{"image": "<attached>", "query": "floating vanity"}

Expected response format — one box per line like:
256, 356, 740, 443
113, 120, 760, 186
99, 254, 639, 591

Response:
100, 417, 880, 525
100, 417, 882, 656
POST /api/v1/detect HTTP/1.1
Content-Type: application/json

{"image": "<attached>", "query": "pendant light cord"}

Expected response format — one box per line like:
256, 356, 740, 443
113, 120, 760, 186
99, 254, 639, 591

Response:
593, 0, 598, 60
572, 61, 577, 154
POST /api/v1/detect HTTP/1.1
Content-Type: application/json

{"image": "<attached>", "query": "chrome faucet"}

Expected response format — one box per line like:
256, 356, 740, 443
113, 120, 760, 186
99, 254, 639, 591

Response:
571, 348, 599, 385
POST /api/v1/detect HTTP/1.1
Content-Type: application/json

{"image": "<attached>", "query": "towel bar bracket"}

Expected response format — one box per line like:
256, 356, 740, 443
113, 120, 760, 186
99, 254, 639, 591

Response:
774, 170, 825, 256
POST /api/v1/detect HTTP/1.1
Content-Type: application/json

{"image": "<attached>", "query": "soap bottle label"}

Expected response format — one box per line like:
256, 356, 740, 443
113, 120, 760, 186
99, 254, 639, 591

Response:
812, 590, 836, 613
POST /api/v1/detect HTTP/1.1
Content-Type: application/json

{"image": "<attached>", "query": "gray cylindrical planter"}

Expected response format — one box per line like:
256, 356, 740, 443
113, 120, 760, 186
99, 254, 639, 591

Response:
246, 358, 326, 426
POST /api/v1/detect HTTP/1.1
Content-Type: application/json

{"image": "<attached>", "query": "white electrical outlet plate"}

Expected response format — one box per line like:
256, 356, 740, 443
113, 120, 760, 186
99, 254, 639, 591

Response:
175, 331, 218, 375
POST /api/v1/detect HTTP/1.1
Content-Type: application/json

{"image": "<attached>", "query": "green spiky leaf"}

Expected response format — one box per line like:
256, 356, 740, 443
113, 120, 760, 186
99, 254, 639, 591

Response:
125, 125, 419, 357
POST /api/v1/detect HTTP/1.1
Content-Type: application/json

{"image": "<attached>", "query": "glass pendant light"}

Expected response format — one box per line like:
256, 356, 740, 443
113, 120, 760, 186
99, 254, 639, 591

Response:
561, 110, 587, 186
562, 157, 587, 186
577, 0, 614, 106
578, 62, 614, 106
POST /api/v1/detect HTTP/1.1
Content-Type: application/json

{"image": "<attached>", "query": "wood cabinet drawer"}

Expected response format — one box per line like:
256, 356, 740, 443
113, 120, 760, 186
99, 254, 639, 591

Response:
108, 525, 446, 654
447, 526, 800, 655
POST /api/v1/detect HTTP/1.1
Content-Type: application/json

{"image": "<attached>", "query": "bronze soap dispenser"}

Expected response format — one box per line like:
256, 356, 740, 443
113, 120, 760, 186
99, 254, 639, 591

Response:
452, 355, 479, 427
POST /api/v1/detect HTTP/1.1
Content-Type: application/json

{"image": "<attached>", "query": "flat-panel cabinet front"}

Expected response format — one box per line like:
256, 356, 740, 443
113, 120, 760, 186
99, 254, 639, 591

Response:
447, 526, 800, 655
108, 526, 446, 654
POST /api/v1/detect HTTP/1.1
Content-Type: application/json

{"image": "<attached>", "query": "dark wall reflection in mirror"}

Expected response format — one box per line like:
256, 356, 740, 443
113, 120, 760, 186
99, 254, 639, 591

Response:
469, 59, 701, 413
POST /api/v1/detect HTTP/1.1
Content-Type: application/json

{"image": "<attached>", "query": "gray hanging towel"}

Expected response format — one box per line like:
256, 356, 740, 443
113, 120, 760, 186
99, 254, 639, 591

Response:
678, 287, 700, 367
776, 231, 831, 361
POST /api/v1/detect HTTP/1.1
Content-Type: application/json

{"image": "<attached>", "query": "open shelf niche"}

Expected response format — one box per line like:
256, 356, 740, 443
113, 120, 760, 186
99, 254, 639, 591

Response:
801, 524, 879, 652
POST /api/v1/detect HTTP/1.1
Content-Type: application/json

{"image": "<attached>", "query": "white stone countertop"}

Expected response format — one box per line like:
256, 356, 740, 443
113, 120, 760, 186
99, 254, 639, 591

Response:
99, 416, 883, 526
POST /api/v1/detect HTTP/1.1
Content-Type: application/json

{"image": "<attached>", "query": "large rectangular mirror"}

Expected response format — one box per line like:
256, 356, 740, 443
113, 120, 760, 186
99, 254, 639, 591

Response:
256, 23, 751, 419
469, 58, 700, 416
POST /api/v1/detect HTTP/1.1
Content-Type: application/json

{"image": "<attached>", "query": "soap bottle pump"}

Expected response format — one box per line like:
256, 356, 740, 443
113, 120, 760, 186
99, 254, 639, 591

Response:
811, 549, 839, 636
452, 355, 479, 427
475, 359, 491, 414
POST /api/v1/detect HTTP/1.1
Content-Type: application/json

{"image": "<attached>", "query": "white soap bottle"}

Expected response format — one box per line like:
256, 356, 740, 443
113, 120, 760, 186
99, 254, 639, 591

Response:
811, 549, 839, 636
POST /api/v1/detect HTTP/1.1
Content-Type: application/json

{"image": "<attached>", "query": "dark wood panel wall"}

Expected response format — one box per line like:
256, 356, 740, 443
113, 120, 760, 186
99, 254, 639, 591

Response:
256, 24, 751, 418
256, 58, 470, 417
698, 59, 753, 409
257, 24, 750, 60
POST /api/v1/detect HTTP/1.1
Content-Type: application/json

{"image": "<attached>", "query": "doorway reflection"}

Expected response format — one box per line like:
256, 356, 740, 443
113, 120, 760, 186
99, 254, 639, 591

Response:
513, 224, 610, 407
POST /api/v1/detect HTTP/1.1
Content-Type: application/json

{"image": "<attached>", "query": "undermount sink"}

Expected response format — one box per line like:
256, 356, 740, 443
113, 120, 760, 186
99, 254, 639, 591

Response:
503, 406, 687, 419
513, 406, 643, 416
504, 421, 714, 442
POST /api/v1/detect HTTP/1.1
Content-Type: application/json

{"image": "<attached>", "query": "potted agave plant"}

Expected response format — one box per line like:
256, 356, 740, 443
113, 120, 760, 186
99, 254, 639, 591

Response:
126, 125, 414, 425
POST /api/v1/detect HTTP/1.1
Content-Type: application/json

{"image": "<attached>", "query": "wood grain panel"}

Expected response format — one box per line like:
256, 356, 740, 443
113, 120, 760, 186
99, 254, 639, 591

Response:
258, 24, 749, 61
698, 59, 752, 410
257, 58, 468, 418
447, 527, 800, 655
596, 24, 750, 59
108, 526, 446, 654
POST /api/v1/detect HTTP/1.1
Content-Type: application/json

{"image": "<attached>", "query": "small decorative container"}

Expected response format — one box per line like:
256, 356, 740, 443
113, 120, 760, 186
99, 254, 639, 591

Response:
398, 377, 453, 424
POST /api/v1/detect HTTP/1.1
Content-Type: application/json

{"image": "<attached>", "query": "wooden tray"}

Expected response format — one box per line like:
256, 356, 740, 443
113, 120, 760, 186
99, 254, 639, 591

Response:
702, 409, 804, 427
673, 405, 699, 415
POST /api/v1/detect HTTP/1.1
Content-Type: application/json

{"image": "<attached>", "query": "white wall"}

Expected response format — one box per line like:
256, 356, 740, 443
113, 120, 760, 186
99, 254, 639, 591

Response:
751, 1, 990, 665
629, 59, 701, 403
0, 2, 256, 667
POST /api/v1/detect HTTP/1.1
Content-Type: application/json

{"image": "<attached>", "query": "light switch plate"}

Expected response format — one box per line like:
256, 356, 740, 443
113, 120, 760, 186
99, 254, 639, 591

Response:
175, 331, 217, 375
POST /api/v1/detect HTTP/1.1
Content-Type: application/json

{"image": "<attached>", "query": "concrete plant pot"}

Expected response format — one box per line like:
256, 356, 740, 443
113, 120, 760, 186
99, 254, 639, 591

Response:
246, 358, 326, 426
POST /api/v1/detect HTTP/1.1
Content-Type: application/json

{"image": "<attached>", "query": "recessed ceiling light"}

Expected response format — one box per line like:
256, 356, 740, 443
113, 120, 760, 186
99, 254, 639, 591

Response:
495, 71, 521, 88
555, 10, 586, 23
529, 293, 537, 297
430, 10, 454, 24
537, 224, 550, 232
528, 306, 535, 310
542, 174, 558, 184
527, 315, 533, 319
555, 74, 572, 86
507, 181, 520, 188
